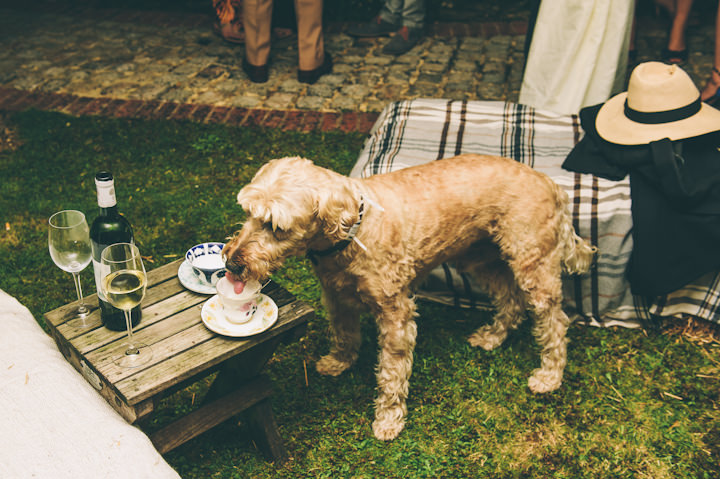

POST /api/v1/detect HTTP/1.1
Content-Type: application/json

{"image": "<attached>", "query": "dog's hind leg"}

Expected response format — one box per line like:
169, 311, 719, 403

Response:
465, 261, 527, 351
316, 289, 362, 377
516, 258, 569, 394
372, 293, 418, 441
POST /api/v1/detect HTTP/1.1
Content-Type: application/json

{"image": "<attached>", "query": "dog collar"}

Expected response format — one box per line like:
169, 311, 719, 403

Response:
307, 196, 366, 264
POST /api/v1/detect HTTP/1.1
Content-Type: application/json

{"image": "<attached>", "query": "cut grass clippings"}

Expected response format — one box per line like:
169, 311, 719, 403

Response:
1, 109, 718, 479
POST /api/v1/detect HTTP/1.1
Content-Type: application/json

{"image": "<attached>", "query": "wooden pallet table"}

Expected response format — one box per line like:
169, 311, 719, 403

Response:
43, 259, 313, 463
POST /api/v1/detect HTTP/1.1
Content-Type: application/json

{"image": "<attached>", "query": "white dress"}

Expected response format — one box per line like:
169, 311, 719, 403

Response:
519, 0, 635, 115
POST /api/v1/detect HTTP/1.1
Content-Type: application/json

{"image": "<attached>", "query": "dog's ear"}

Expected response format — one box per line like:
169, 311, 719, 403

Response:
237, 185, 302, 231
237, 157, 315, 231
316, 185, 360, 243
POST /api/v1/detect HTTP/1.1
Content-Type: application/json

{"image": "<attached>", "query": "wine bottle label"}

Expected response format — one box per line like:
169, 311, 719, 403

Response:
92, 257, 110, 301
95, 177, 117, 208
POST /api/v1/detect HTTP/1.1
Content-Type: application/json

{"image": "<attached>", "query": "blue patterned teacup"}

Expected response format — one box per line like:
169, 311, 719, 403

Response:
185, 242, 226, 287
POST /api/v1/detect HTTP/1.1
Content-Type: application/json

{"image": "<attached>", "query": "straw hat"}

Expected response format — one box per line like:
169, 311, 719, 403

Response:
595, 62, 720, 145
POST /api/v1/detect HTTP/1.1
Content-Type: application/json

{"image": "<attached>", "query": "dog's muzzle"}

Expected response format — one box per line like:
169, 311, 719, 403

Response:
224, 259, 246, 278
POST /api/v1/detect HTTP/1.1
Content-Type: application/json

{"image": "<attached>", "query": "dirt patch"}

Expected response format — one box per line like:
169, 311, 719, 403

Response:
0, 113, 22, 153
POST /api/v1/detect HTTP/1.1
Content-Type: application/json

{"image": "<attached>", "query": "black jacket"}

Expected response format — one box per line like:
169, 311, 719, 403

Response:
563, 104, 720, 296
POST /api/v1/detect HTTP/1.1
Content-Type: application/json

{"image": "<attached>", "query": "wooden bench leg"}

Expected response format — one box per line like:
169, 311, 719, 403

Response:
149, 375, 272, 454
245, 397, 289, 464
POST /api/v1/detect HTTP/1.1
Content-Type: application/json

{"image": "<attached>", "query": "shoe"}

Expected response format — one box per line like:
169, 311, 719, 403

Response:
347, 16, 400, 37
382, 26, 423, 55
298, 53, 333, 84
662, 47, 687, 64
242, 58, 269, 83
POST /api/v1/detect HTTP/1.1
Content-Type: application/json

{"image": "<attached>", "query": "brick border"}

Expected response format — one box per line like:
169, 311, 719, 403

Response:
0, 87, 380, 134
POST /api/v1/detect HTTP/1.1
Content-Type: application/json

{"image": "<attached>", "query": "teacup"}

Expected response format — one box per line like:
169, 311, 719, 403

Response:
215, 277, 262, 324
185, 242, 226, 288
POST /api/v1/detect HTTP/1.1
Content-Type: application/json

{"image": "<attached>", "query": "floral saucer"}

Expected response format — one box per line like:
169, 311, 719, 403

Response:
178, 260, 217, 295
201, 294, 278, 337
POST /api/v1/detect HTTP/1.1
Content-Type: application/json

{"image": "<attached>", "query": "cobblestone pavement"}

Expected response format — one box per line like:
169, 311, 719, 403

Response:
0, 4, 717, 132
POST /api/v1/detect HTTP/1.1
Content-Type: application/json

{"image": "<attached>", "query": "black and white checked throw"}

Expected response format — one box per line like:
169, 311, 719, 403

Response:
350, 99, 720, 328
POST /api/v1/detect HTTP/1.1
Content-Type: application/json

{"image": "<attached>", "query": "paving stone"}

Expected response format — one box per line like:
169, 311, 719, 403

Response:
453, 59, 479, 72
265, 92, 296, 109
341, 84, 372, 99
227, 95, 262, 108
279, 79, 305, 93
296, 96, 327, 110
330, 95, 359, 111
366, 55, 393, 66
315, 73, 346, 88
307, 83, 335, 98
333, 63, 356, 74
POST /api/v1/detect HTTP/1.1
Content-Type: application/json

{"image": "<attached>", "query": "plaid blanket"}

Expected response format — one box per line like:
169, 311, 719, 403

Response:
350, 99, 720, 327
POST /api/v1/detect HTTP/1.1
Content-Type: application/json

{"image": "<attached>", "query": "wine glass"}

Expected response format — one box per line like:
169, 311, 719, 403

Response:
100, 242, 152, 368
48, 210, 92, 327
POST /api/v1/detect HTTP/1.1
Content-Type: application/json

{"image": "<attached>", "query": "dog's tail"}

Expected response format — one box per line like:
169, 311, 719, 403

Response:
556, 188, 596, 275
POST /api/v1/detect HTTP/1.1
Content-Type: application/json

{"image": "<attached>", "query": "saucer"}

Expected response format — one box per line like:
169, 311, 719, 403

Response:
201, 294, 278, 337
178, 260, 217, 295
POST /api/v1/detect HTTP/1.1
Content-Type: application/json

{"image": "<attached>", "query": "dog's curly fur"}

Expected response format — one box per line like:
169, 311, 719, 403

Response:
223, 154, 596, 441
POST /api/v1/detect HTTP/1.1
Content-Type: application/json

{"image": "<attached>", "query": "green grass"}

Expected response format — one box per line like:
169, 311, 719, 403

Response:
1, 110, 719, 478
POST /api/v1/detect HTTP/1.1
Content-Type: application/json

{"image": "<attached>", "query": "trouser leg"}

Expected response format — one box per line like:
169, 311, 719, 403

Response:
244, 0, 273, 66
294, 0, 324, 70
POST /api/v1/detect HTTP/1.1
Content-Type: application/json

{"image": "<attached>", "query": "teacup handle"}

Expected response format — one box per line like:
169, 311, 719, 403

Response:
210, 269, 226, 285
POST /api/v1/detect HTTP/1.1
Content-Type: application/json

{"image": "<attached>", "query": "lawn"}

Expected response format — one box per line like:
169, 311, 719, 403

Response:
1, 110, 718, 478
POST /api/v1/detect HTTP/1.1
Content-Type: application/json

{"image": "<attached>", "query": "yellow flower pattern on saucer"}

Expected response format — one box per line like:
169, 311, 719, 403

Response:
201, 293, 278, 337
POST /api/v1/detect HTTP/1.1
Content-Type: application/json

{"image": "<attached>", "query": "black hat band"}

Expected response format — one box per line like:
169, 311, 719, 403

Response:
624, 96, 702, 124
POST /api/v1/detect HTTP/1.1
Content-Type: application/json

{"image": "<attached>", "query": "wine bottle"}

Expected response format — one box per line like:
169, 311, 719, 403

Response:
90, 171, 142, 331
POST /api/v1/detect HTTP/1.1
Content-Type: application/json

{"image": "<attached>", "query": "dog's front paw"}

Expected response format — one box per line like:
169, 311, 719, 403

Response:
468, 325, 506, 351
372, 416, 405, 441
528, 368, 562, 393
316, 354, 352, 376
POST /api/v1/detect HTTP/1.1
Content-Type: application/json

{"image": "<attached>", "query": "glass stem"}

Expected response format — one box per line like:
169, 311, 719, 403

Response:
71, 271, 88, 314
124, 310, 140, 356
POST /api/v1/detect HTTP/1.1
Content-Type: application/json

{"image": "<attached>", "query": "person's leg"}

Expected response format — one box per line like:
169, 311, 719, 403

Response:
379, 0, 404, 26
243, 0, 273, 67
399, 0, 424, 29
382, 0, 424, 55
700, 3, 720, 102
295, 0, 324, 71
664, 0, 694, 63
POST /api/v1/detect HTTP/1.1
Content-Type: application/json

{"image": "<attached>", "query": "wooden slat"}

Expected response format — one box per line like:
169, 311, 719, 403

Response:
83, 285, 308, 384
44, 260, 182, 327
115, 302, 314, 405
48, 260, 186, 340
73, 289, 206, 355
87, 303, 210, 383
149, 375, 273, 454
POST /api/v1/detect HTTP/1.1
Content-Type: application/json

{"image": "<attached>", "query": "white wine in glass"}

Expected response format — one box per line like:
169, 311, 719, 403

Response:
48, 210, 92, 327
100, 242, 151, 368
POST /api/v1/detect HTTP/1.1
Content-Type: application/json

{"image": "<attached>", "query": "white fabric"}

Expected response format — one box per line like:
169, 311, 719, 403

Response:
519, 0, 634, 115
0, 289, 180, 479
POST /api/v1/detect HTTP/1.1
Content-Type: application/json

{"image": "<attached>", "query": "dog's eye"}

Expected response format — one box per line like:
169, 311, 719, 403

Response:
263, 222, 289, 238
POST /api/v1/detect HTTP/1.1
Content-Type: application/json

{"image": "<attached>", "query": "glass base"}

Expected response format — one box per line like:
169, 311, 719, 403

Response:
76, 305, 93, 328
113, 342, 153, 368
